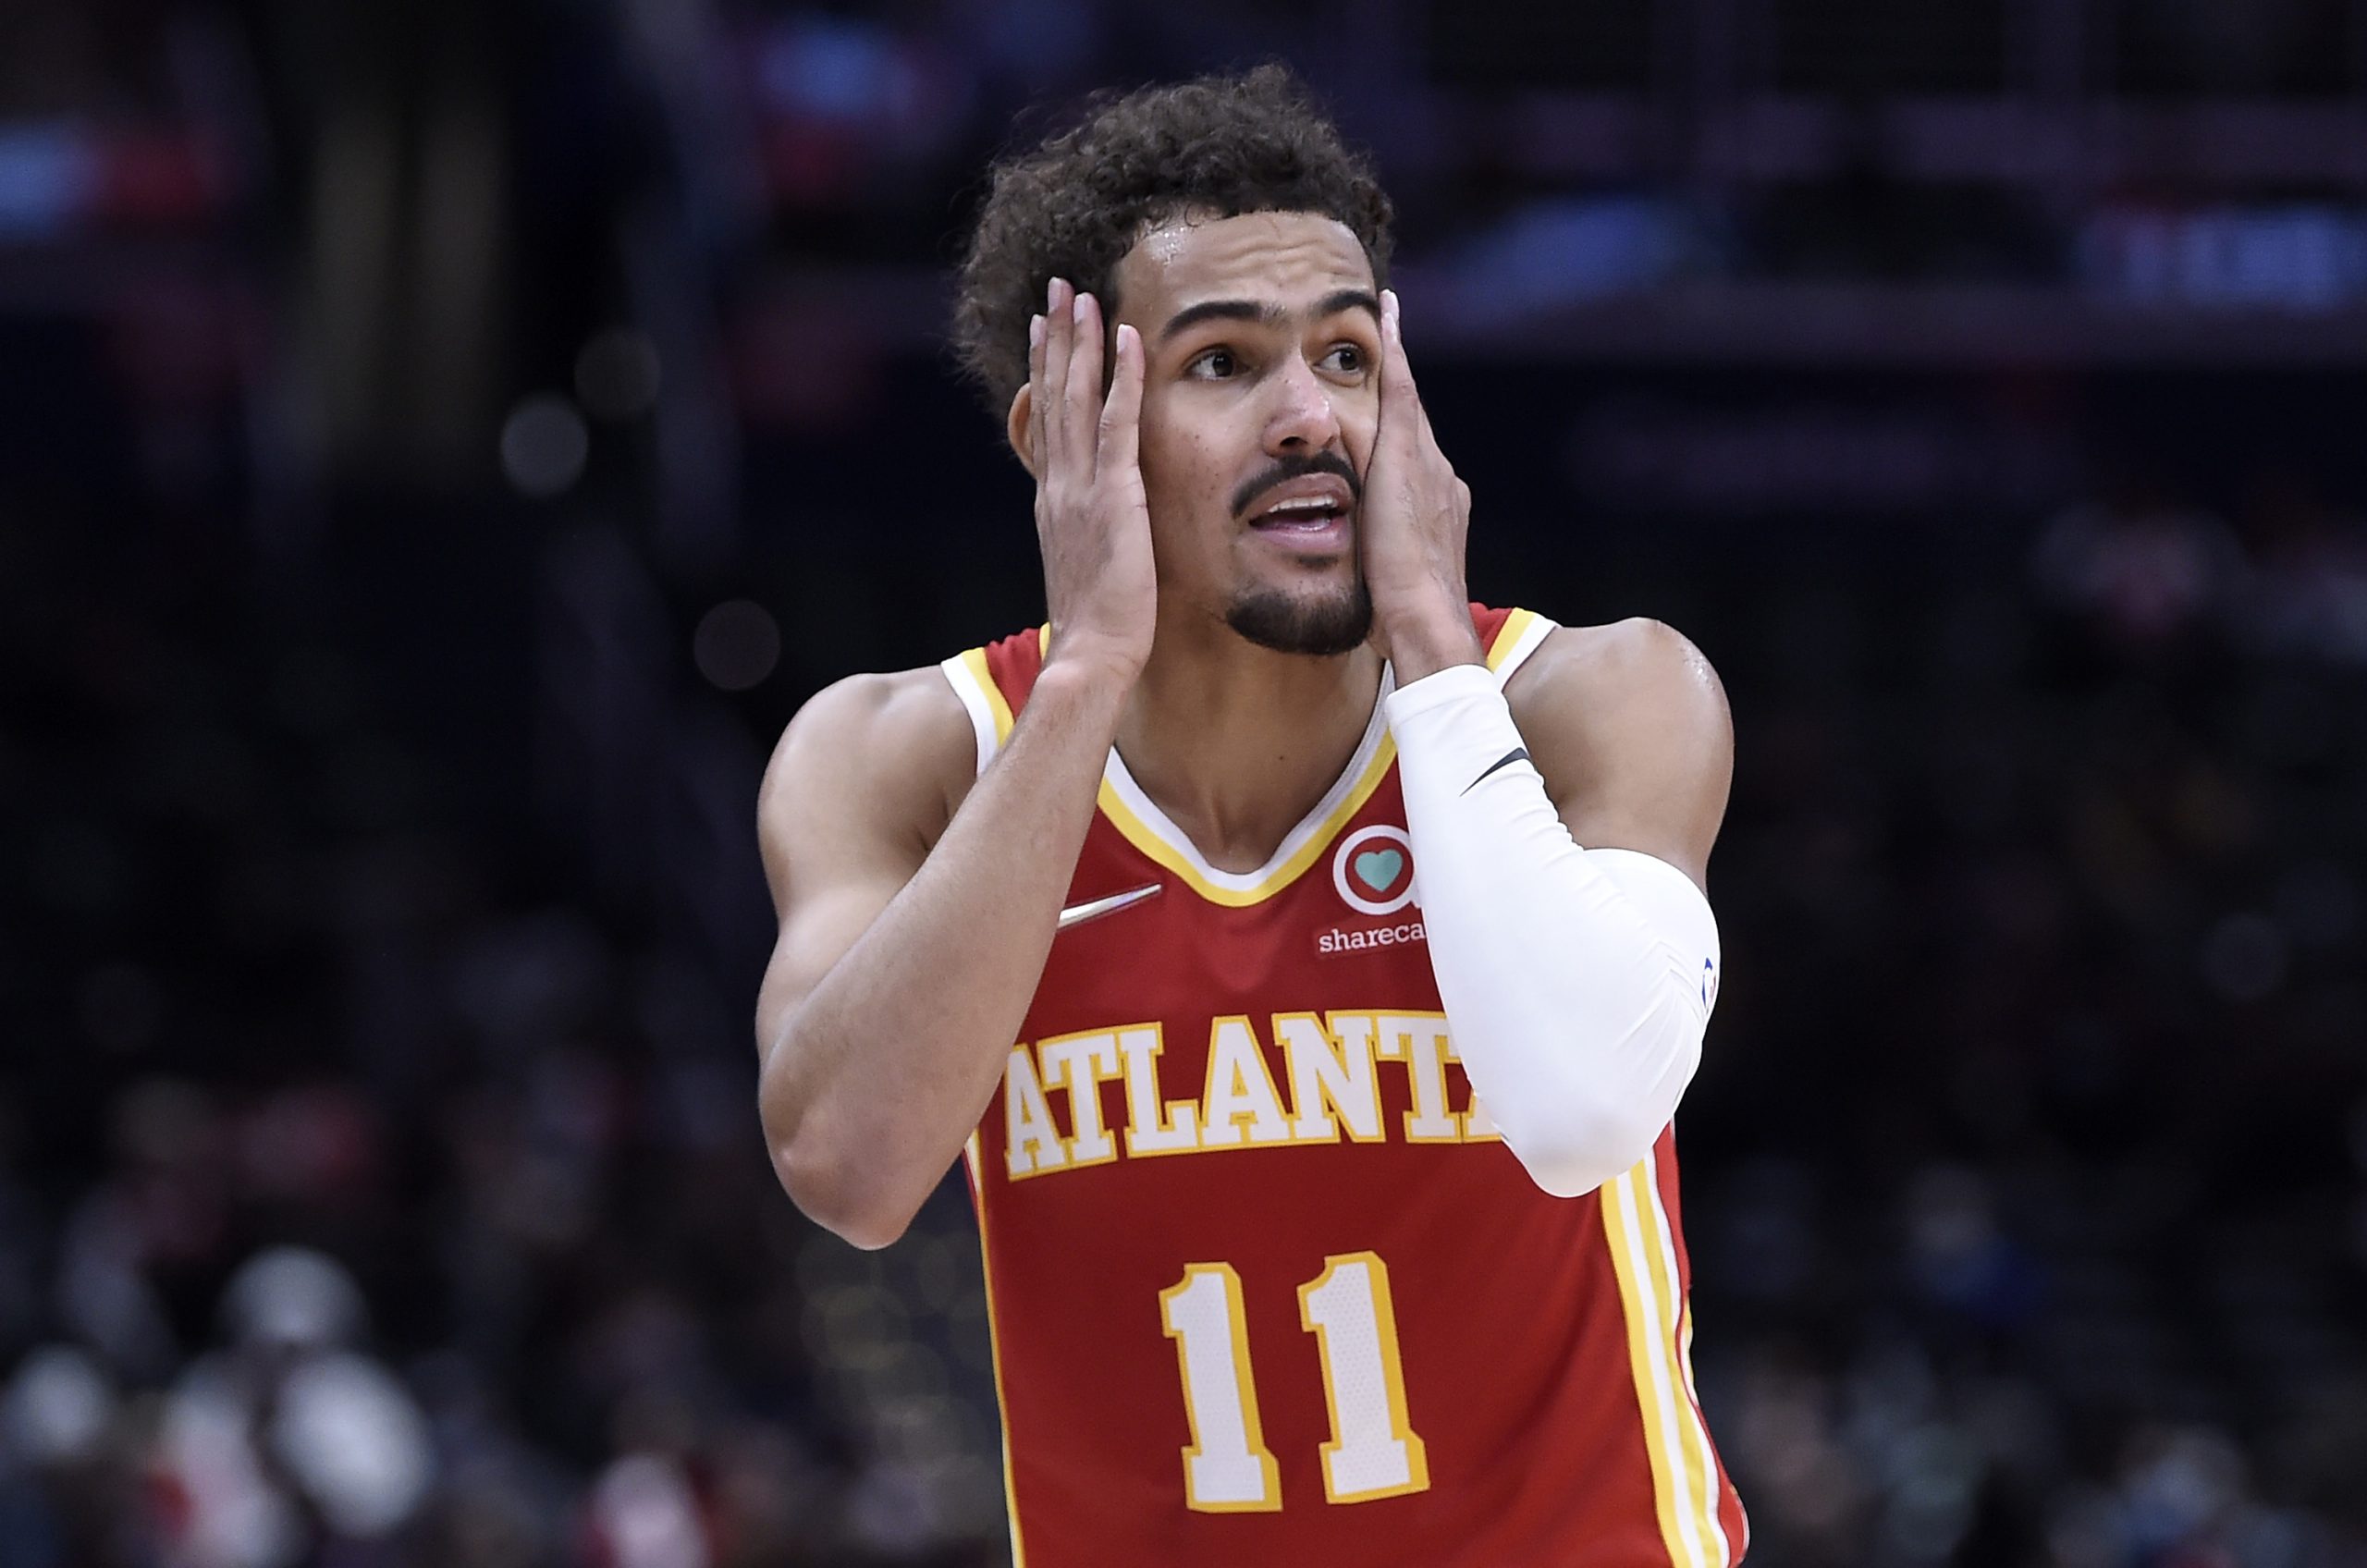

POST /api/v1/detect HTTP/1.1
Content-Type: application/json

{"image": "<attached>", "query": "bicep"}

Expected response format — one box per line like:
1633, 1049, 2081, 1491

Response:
753, 672, 963, 1057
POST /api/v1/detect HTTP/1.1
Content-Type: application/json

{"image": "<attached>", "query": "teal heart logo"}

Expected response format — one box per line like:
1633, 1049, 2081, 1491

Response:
1353, 849, 1404, 892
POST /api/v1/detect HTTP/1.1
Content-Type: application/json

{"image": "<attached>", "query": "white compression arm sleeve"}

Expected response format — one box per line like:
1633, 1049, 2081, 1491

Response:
1386, 662, 1718, 1198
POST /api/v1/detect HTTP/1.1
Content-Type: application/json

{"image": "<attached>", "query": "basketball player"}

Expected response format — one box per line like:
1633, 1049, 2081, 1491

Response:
754, 67, 1744, 1566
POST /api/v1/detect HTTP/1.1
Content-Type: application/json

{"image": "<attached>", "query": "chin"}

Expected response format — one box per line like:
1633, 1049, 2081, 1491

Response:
1223, 577, 1373, 657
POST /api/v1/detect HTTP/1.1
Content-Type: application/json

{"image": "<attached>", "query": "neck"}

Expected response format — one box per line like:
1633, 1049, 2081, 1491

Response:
1114, 602, 1385, 874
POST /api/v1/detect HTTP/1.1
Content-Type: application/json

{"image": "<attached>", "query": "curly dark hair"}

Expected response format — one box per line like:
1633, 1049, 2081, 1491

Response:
951, 64, 1394, 421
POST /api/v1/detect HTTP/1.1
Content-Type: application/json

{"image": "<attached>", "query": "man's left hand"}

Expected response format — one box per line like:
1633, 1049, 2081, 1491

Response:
1360, 288, 1485, 681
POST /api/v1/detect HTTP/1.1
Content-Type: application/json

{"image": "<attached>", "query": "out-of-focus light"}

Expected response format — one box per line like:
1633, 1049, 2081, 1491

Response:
500, 395, 590, 498
591, 1453, 710, 1568
0, 126, 95, 239
158, 1372, 302, 1564
1441, 196, 1692, 320
576, 329, 663, 422
222, 1246, 367, 1350
269, 1354, 434, 1537
760, 17, 900, 122
4, 1344, 115, 1465
693, 600, 781, 691
2083, 205, 2367, 312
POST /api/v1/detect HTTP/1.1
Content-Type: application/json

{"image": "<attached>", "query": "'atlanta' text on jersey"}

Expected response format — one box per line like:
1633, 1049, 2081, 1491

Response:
1000, 1011, 1500, 1182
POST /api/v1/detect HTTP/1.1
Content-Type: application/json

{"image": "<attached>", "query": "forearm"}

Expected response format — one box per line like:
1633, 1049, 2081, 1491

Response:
1388, 666, 1717, 1198
762, 661, 1127, 1243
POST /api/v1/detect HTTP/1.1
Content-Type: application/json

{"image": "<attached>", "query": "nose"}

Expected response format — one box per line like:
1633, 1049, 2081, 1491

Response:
1262, 353, 1343, 455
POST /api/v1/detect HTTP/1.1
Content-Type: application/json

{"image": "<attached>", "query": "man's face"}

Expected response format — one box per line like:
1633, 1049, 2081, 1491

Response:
1108, 211, 1382, 655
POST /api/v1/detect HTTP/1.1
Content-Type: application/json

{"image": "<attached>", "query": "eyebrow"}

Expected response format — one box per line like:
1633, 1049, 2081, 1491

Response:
1157, 288, 1381, 343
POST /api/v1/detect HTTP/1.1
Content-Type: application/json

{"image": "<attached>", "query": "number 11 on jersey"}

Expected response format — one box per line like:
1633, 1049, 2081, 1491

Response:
1159, 1251, 1429, 1512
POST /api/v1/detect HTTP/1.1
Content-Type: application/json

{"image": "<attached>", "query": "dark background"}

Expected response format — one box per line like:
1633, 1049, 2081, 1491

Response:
5, 0, 2367, 1563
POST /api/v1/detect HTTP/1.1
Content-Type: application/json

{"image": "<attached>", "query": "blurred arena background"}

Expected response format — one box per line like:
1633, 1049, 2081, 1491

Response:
6, 0, 2367, 1563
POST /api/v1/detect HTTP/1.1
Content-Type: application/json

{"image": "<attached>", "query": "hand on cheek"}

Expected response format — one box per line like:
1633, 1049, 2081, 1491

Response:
1360, 290, 1483, 680
1030, 279, 1159, 684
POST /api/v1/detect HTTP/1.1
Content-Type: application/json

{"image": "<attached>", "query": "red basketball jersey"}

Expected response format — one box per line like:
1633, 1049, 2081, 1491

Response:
937, 606, 1747, 1567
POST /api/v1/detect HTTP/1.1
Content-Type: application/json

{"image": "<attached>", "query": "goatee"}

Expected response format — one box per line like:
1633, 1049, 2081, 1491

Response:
1225, 579, 1373, 657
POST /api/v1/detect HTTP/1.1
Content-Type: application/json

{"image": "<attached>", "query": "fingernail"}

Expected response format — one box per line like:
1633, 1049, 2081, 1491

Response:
1029, 314, 1044, 349
1047, 278, 1061, 309
1072, 293, 1090, 325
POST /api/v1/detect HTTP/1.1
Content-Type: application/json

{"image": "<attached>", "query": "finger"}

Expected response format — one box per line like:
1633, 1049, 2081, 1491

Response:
1026, 312, 1047, 471
1042, 277, 1073, 472
1097, 322, 1144, 481
1383, 288, 1453, 464
1379, 287, 1421, 447
1066, 290, 1105, 461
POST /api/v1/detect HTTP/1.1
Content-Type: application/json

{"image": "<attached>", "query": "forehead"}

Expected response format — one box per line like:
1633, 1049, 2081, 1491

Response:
1112, 211, 1373, 322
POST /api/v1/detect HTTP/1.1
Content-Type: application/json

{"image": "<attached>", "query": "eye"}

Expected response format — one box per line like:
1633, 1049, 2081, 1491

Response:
1184, 347, 1239, 380
1320, 343, 1367, 376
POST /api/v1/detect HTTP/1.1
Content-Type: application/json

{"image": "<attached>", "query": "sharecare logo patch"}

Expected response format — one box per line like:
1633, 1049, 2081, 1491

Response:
1317, 919, 1428, 958
1331, 824, 1417, 916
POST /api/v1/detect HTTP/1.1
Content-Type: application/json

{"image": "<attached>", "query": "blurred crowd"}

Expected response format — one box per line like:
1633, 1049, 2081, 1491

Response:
8, 1, 2367, 1566
0, 513, 1011, 1567
1690, 472, 2367, 1564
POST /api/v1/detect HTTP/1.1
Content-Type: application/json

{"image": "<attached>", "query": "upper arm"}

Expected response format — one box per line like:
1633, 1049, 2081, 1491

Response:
1504, 619, 1733, 888
754, 667, 976, 1060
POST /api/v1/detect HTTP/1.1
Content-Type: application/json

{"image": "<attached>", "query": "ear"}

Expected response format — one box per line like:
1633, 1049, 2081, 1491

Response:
1005, 384, 1038, 481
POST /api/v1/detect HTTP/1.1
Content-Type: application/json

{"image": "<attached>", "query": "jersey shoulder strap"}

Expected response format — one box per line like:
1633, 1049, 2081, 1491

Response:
938, 625, 1048, 779
1474, 603, 1556, 683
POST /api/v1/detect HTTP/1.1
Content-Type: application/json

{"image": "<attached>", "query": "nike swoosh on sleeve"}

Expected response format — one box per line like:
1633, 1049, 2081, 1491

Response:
1462, 746, 1530, 794
1056, 883, 1162, 931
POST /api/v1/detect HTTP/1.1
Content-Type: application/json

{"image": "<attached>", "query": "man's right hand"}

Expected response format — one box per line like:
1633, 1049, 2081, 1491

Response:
1030, 278, 1155, 682
757, 279, 1155, 1248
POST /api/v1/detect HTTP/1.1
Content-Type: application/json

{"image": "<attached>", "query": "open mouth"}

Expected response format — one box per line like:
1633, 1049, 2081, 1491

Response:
1251, 495, 1352, 534
1243, 472, 1357, 545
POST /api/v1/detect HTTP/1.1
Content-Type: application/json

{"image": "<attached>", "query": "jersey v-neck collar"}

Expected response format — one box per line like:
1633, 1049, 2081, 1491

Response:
1096, 665, 1399, 908
937, 608, 1557, 910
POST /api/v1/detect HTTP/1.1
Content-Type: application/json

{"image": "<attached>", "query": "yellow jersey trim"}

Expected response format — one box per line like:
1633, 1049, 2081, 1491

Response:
957, 647, 1017, 745
1091, 607, 1548, 908
1092, 732, 1396, 908
950, 610, 1551, 907
1489, 606, 1550, 678
965, 1133, 1029, 1568
1601, 1155, 1731, 1567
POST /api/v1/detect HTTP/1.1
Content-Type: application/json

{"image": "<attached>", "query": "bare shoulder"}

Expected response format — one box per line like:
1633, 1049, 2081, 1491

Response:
756, 665, 978, 871
1502, 618, 1732, 882
1505, 618, 1725, 725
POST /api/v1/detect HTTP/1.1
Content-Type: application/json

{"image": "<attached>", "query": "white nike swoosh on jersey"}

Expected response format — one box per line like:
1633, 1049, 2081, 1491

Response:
1056, 883, 1162, 931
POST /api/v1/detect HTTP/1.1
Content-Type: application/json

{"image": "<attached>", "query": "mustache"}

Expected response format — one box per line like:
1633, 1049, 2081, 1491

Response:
1231, 451, 1363, 520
